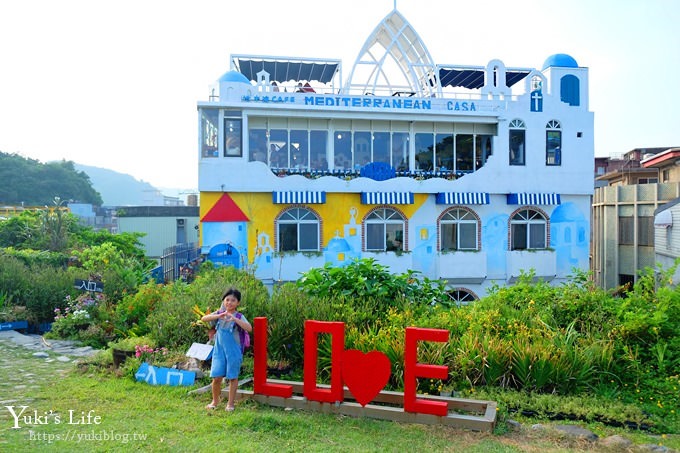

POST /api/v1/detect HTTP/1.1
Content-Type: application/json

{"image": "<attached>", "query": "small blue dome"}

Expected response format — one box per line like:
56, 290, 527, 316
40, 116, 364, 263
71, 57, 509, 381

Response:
326, 237, 351, 253
219, 70, 251, 84
542, 54, 579, 70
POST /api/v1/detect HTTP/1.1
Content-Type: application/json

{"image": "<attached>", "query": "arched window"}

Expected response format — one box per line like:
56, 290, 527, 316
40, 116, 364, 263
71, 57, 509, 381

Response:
560, 74, 580, 106
277, 208, 320, 252
511, 209, 547, 250
447, 288, 477, 306
509, 119, 526, 166
364, 208, 405, 252
439, 208, 479, 251
546, 120, 561, 166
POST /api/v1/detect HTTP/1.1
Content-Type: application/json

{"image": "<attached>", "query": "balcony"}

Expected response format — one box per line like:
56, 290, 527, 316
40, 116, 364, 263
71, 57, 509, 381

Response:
506, 249, 556, 282
271, 252, 325, 282
438, 251, 487, 283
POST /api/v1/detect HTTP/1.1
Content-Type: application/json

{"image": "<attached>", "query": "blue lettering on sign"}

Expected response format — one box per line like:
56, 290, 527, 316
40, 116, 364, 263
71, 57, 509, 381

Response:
302, 96, 432, 110
447, 101, 477, 111
241, 95, 296, 104
135, 362, 195, 386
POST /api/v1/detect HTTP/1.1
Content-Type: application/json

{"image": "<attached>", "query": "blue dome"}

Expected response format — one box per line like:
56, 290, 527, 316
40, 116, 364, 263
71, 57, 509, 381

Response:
326, 237, 351, 253
219, 70, 251, 84
542, 54, 578, 70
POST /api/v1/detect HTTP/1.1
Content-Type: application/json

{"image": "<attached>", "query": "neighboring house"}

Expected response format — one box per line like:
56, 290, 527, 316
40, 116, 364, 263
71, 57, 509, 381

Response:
591, 148, 680, 290
196, 7, 594, 301
116, 206, 199, 261
654, 198, 680, 285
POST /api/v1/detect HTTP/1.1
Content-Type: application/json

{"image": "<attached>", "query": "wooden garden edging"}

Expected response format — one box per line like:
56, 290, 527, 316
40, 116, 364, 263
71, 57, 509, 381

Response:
235, 379, 497, 432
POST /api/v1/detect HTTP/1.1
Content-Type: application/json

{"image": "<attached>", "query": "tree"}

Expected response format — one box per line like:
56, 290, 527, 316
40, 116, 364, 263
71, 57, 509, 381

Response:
0, 152, 103, 205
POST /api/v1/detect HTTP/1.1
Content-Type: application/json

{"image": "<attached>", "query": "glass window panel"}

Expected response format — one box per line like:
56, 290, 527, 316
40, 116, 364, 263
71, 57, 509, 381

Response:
477, 135, 493, 169
201, 109, 219, 158
354, 131, 371, 168
366, 223, 385, 251
290, 129, 308, 169
372, 132, 390, 164
546, 130, 561, 166
310, 130, 328, 170
459, 223, 477, 249
269, 129, 289, 167
441, 223, 456, 251
529, 223, 546, 248
455, 134, 474, 172
279, 223, 298, 251
385, 223, 403, 251
415, 133, 434, 170
512, 223, 527, 250
392, 132, 409, 170
334, 130, 351, 169
509, 129, 525, 165
249, 128, 268, 163
435, 133, 454, 171
299, 223, 319, 250
224, 119, 242, 157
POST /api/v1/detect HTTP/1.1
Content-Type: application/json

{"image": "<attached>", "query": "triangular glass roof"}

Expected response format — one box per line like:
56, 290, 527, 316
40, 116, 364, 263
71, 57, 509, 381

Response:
344, 9, 439, 97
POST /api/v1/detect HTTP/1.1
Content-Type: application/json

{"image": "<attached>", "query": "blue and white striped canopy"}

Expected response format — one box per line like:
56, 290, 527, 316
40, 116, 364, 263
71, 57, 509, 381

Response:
436, 192, 490, 205
272, 191, 326, 204
506, 193, 561, 205
360, 192, 414, 205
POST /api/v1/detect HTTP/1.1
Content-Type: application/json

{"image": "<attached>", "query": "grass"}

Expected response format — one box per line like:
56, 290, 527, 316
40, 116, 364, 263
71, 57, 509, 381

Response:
0, 342, 678, 452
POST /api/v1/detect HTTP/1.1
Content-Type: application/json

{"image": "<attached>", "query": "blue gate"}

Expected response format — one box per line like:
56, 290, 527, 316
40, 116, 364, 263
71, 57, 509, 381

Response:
207, 243, 241, 268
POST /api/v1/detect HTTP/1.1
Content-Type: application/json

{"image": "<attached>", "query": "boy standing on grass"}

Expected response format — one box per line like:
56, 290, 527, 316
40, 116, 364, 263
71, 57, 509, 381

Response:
201, 287, 252, 411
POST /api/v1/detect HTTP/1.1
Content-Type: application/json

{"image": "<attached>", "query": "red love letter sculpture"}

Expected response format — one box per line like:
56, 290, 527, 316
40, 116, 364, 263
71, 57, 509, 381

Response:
253, 317, 293, 398
404, 326, 449, 416
303, 320, 345, 403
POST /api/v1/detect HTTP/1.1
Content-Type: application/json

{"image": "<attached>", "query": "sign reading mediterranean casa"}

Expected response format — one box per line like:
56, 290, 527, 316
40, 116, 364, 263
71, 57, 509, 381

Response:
241, 94, 477, 112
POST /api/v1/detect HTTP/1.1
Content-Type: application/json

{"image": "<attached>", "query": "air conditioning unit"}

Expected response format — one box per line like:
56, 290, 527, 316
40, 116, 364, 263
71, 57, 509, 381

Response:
177, 219, 185, 226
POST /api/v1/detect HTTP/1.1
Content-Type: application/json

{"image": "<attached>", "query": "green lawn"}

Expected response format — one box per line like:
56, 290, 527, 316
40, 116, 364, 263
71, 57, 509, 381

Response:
1, 340, 677, 452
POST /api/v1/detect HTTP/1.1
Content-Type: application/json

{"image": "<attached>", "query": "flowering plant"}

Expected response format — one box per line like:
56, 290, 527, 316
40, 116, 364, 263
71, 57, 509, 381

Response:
135, 344, 168, 365
190, 304, 216, 342
51, 292, 103, 339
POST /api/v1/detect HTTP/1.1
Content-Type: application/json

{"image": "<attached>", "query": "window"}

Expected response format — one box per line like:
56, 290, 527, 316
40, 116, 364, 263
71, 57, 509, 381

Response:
365, 208, 405, 252
546, 120, 561, 166
447, 289, 477, 306
511, 209, 547, 250
638, 216, 654, 246
619, 217, 634, 245
277, 208, 320, 252
455, 134, 474, 172
509, 119, 525, 166
224, 118, 242, 157
439, 208, 478, 251
201, 109, 219, 158
637, 177, 658, 184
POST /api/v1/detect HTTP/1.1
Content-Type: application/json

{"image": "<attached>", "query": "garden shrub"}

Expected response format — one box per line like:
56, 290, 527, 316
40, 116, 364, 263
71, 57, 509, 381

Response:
147, 265, 269, 350
0, 254, 30, 307
114, 282, 172, 336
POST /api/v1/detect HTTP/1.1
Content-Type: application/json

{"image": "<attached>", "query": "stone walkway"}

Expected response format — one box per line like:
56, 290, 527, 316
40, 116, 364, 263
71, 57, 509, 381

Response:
0, 330, 98, 410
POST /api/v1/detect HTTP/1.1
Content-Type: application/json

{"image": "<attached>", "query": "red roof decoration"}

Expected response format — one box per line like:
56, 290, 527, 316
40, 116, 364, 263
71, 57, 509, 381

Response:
201, 194, 249, 222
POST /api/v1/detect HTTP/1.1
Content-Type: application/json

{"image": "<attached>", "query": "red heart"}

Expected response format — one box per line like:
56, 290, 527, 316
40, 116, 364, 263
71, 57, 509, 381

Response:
342, 349, 391, 406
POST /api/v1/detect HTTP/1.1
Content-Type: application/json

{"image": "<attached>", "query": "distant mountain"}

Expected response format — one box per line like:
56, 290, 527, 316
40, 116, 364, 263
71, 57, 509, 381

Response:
74, 164, 169, 206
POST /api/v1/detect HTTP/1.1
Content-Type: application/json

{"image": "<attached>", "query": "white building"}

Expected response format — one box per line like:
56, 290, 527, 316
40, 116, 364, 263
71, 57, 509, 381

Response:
196, 8, 594, 301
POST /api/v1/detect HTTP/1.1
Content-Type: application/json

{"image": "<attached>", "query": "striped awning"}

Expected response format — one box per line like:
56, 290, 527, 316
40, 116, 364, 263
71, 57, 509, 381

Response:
436, 192, 490, 205
272, 191, 326, 204
360, 192, 414, 205
506, 193, 561, 205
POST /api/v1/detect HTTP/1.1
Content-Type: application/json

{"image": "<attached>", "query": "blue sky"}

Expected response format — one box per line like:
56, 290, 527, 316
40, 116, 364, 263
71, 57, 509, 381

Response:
0, 0, 678, 190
